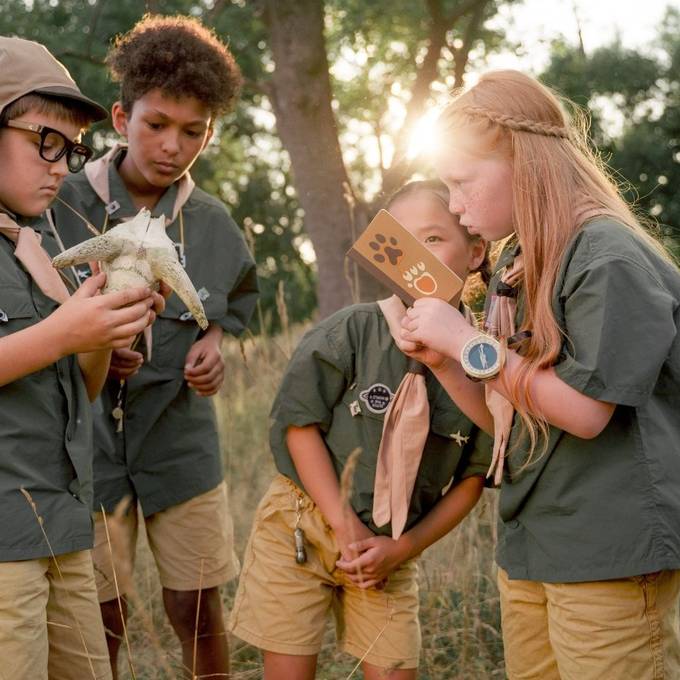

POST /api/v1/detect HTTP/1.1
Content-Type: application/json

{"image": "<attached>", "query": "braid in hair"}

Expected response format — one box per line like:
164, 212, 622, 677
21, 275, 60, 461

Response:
462, 105, 570, 139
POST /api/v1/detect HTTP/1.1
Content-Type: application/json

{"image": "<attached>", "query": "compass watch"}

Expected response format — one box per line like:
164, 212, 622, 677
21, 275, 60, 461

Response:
460, 334, 505, 382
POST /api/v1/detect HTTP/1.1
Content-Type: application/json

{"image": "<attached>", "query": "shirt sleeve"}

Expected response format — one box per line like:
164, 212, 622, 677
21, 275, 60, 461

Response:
270, 322, 352, 434
554, 255, 676, 406
455, 429, 493, 482
219, 257, 259, 336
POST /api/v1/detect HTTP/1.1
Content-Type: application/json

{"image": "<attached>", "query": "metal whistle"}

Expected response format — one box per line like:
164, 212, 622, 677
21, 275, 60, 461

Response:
294, 526, 307, 564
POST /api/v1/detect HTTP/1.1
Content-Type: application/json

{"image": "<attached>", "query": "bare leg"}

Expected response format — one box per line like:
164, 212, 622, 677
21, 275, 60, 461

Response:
100, 597, 128, 680
163, 586, 229, 679
263, 651, 318, 680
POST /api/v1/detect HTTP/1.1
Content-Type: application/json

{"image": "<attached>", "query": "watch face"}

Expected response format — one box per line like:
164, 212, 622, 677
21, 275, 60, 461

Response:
461, 335, 502, 379
468, 342, 498, 372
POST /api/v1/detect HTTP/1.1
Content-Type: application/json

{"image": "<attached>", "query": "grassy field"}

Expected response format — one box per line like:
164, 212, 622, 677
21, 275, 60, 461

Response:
114, 324, 505, 679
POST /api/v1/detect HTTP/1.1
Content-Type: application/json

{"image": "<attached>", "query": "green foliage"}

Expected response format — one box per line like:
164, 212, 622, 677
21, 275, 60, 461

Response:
325, 0, 517, 195
0, 0, 317, 332
541, 7, 680, 250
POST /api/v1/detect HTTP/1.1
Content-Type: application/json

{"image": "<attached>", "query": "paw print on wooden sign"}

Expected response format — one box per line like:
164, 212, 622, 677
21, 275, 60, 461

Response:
369, 233, 403, 265
403, 261, 438, 295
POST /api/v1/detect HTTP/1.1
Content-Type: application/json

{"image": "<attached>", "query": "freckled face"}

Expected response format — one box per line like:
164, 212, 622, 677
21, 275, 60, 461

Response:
0, 111, 81, 217
113, 88, 212, 192
389, 191, 483, 281
436, 144, 514, 242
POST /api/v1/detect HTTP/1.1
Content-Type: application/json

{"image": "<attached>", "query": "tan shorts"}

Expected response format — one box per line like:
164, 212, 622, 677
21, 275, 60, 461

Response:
498, 566, 680, 680
93, 481, 239, 601
229, 475, 421, 670
0, 550, 111, 680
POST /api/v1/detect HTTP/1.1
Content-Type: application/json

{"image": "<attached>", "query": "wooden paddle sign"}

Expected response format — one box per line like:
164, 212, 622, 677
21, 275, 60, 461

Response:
347, 209, 464, 306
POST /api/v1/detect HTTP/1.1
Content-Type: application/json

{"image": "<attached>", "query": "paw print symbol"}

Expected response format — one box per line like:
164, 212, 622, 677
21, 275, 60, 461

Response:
369, 233, 403, 266
403, 262, 438, 295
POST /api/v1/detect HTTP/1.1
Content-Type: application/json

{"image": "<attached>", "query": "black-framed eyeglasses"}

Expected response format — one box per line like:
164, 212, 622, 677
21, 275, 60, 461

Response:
4, 120, 93, 173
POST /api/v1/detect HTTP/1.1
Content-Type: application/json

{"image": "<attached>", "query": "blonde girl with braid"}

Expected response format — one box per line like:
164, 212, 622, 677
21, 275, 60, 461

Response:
400, 70, 680, 680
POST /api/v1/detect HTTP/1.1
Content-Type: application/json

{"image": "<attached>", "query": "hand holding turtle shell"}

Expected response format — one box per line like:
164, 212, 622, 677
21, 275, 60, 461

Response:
50, 272, 156, 355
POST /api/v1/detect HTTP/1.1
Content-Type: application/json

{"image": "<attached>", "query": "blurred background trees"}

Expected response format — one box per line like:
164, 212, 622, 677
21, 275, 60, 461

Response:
1, 0, 677, 325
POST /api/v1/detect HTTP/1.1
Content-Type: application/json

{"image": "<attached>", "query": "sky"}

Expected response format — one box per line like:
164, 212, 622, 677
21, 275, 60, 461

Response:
486, 0, 673, 73
402, 0, 676, 164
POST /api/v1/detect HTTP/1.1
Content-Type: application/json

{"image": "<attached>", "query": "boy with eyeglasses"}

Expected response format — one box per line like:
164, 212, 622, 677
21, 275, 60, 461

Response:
0, 36, 164, 679
50, 15, 258, 679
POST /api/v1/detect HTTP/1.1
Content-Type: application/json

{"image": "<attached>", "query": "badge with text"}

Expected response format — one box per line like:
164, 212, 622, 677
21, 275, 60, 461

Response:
346, 209, 464, 306
359, 383, 395, 414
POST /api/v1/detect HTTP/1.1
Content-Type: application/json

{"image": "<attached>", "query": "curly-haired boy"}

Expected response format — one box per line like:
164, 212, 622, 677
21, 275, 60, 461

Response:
50, 15, 258, 678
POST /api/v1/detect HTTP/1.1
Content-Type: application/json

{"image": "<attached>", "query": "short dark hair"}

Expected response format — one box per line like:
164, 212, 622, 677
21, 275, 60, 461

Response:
0, 93, 95, 128
107, 14, 242, 118
385, 178, 493, 289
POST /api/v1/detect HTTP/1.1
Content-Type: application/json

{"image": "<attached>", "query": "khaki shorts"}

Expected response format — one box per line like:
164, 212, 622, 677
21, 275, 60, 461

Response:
0, 550, 111, 680
498, 566, 680, 680
93, 481, 239, 601
229, 475, 421, 670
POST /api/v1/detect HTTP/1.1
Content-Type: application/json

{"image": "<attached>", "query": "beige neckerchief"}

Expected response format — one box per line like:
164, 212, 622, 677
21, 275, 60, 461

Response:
373, 296, 429, 539
0, 212, 69, 304
84, 143, 196, 225
484, 255, 523, 486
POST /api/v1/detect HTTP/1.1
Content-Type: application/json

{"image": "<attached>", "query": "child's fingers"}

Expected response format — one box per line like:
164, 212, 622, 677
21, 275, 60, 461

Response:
103, 286, 153, 310
151, 291, 166, 315
108, 299, 154, 326
113, 348, 144, 362
348, 538, 374, 553
73, 271, 107, 298
109, 313, 153, 343
336, 551, 374, 574
109, 365, 140, 379
111, 353, 143, 370
185, 363, 222, 384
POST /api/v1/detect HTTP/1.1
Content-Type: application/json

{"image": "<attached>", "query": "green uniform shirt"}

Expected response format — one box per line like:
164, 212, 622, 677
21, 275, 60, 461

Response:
0, 213, 93, 560
50, 153, 258, 516
270, 302, 492, 536
491, 218, 680, 582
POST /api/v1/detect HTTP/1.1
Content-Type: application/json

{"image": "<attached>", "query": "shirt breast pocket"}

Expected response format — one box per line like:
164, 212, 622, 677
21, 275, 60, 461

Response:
0, 290, 37, 336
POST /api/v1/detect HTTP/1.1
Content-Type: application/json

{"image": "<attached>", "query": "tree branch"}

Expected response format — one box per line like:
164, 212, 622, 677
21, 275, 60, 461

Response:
451, 0, 489, 88
381, 0, 487, 197
85, 0, 105, 59
207, 0, 229, 23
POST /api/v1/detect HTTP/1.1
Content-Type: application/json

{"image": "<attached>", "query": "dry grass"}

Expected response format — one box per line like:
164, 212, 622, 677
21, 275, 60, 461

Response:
109, 324, 504, 679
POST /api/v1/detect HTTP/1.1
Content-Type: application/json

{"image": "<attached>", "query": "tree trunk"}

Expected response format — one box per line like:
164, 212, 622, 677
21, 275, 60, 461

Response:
264, 0, 359, 318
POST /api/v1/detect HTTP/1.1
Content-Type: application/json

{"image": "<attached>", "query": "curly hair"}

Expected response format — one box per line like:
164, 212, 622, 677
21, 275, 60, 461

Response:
107, 14, 242, 118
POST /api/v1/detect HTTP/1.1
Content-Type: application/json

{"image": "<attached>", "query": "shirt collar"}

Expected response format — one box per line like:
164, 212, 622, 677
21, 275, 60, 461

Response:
107, 148, 179, 222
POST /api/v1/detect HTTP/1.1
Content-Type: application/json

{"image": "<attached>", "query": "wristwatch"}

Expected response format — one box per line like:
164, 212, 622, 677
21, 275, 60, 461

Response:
460, 334, 505, 382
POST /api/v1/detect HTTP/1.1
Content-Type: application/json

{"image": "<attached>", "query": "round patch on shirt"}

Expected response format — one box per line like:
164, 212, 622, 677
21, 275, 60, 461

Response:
359, 383, 395, 414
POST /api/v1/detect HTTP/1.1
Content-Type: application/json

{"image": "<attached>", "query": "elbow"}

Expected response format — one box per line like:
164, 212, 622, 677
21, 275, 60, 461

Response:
569, 423, 605, 440
564, 403, 616, 440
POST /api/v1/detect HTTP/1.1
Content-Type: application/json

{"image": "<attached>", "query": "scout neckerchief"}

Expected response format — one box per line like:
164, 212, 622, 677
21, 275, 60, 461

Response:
0, 211, 70, 304
484, 252, 524, 486
373, 295, 475, 539
84, 143, 195, 225
53, 144, 195, 432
